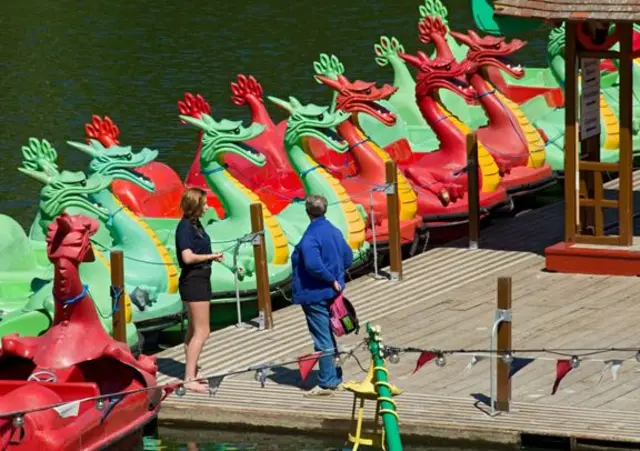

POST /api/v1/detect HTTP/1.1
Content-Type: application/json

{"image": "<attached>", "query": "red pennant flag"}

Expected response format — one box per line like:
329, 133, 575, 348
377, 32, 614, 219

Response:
413, 351, 437, 374
552, 359, 573, 395
297, 352, 321, 382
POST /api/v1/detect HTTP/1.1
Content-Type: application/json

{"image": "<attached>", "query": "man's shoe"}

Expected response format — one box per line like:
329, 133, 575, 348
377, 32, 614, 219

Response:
303, 385, 339, 397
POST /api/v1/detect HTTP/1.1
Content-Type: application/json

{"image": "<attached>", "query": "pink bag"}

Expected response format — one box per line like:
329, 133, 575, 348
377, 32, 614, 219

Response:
329, 293, 360, 337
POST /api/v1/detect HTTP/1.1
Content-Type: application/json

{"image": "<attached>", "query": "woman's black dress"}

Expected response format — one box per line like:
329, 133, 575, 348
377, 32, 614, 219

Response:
175, 217, 213, 302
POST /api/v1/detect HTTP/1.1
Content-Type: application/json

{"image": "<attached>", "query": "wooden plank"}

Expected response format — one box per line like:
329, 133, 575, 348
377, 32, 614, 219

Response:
564, 21, 579, 242
573, 234, 622, 245
578, 161, 618, 172
579, 198, 617, 209
154, 170, 640, 448
618, 22, 634, 245
594, 171, 604, 235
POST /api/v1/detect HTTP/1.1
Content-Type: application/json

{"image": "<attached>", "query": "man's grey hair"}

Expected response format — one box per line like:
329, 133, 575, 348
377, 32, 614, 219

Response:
305, 194, 328, 218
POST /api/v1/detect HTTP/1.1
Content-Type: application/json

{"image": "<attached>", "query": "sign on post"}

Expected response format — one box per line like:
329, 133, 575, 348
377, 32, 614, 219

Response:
580, 58, 601, 141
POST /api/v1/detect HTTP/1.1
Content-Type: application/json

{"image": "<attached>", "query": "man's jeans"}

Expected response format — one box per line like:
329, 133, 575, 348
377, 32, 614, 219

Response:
302, 302, 343, 389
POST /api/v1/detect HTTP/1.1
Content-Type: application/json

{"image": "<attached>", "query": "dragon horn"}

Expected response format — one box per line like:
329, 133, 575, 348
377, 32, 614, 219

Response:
267, 96, 294, 113
288, 97, 303, 108
314, 74, 343, 91
398, 51, 423, 68
66, 140, 100, 158
179, 114, 209, 131
18, 167, 51, 184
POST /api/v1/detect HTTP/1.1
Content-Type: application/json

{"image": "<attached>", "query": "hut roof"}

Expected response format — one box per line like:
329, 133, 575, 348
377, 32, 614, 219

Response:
493, 0, 640, 22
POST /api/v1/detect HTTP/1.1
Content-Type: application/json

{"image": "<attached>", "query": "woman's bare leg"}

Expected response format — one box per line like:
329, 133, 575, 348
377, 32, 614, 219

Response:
183, 305, 194, 372
184, 301, 210, 393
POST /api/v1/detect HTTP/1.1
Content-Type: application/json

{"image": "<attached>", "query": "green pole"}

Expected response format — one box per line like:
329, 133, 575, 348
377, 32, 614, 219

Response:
367, 323, 403, 451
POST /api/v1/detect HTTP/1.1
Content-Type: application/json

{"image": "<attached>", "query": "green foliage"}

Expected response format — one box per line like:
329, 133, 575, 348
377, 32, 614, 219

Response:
374, 36, 405, 67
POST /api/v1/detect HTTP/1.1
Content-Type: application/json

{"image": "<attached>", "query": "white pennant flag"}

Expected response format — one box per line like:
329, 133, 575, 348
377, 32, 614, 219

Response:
463, 355, 484, 374
597, 360, 624, 386
53, 400, 81, 418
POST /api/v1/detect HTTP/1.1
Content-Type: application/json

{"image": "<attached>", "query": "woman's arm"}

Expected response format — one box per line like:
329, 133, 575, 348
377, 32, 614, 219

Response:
181, 249, 223, 265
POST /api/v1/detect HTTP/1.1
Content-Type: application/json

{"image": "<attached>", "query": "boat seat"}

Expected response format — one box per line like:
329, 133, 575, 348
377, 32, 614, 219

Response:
0, 380, 100, 403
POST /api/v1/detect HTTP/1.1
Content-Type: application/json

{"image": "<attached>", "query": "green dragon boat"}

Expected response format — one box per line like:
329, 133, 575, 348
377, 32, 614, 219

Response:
0, 139, 140, 349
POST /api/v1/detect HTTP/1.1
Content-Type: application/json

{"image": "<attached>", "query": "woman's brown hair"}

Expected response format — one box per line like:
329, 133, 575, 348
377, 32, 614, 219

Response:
180, 188, 207, 222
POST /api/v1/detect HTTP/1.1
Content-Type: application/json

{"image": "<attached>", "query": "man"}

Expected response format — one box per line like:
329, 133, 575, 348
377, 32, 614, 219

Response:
291, 194, 354, 396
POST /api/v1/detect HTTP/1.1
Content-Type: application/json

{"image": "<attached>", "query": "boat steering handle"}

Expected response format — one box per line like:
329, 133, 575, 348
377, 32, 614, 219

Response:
27, 371, 57, 383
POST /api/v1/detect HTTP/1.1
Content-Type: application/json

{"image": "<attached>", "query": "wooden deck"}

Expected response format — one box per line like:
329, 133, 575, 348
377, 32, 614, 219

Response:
154, 172, 640, 448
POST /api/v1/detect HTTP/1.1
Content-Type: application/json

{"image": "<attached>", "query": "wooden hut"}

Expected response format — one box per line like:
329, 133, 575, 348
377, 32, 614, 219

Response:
494, 0, 640, 276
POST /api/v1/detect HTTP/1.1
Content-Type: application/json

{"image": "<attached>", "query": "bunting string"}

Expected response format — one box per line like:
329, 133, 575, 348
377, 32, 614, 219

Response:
0, 342, 365, 422
380, 344, 640, 395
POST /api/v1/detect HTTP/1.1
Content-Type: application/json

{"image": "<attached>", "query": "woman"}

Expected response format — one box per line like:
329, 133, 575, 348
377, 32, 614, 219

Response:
175, 188, 223, 393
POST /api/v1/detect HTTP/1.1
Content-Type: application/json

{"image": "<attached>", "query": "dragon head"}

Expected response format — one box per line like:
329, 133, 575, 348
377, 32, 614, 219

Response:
313, 53, 398, 126
267, 96, 350, 152
19, 138, 112, 223
399, 52, 476, 101
67, 139, 157, 192
449, 30, 526, 79
179, 113, 266, 167
46, 213, 99, 265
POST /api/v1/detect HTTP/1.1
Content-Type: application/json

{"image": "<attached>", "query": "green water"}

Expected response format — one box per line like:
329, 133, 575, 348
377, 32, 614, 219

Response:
143, 429, 525, 450
0, 0, 550, 229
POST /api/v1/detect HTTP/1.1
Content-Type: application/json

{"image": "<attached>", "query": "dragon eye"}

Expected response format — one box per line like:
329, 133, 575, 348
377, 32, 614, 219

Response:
317, 113, 324, 121
445, 64, 451, 71
364, 88, 371, 95
125, 154, 132, 160
80, 179, 87, 186
234, 127, 241, 134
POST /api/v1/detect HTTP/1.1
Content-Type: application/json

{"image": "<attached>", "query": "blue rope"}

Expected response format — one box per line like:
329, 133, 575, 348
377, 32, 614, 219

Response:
475, 89, 496, 99
348, 136, 371, 151
109, 285, 124, 314
59, 285, 89, 306
106, 207, 124, 227
345, 136, 371, 168
299, 165, 321, 177
201, 164, 228, 175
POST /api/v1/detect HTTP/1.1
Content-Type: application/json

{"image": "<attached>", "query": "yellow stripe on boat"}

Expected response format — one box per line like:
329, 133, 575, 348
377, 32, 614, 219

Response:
93, 247, 133, 324
599, 93, 619, 150
577, 75, 619, 151
353, 128, 418, 221
113, 197, 179, 294
226, 173, 289, 265
491, 86, 546, 169
436, 103, 502, 193
303, 153, 366, 250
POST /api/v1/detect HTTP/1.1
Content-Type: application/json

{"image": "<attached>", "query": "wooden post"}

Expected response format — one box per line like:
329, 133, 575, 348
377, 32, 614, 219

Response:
385, 160, 402, 280
564, 21, 579, 242
618, 21, 634, 245
466, 133, 480, 249
496, 277, 512, 412
250, 203, 273, 330
110, 250, 127, 343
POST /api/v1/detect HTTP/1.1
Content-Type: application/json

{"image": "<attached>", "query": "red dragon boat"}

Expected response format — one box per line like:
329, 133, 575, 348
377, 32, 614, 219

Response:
416, 16, 555, 196
0, 213, 163, 450
310, 66, 501, 228
375, 52, 510, 216
181, 81, 303, 218
85, 114, 225, 219
181, 76, 427, 251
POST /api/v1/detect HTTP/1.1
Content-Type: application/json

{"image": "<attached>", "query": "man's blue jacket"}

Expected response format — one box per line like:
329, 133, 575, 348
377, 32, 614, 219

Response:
291, 217, 354, 305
